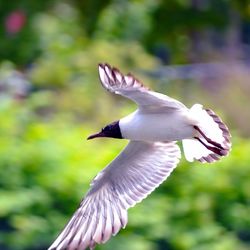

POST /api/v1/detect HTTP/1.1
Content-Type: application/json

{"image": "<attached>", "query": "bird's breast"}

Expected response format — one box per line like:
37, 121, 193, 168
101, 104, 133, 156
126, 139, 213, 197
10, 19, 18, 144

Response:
120, 110, 194, 141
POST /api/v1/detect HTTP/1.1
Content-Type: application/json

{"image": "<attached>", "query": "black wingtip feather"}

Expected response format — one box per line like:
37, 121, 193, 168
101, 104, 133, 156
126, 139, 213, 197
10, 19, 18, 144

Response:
98, 63, 150, 92
195, 109, 231, 163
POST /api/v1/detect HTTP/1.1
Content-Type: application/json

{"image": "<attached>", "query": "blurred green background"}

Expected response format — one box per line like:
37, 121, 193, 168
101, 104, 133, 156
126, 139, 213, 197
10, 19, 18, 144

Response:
0, 1, 250, 250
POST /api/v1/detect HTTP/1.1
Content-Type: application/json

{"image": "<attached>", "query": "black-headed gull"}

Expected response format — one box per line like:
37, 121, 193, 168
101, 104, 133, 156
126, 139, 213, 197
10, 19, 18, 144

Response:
49, 63, 231, 250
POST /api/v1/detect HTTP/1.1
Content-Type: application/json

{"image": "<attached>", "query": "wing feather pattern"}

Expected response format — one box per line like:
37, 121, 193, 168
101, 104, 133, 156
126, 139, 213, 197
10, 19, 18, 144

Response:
49, 141, 181, 250
98, 63, 186, 111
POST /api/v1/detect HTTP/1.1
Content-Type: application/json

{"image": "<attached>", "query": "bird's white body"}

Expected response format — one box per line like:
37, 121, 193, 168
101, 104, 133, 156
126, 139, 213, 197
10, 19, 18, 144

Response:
49, 63, 231, 250
120, 109, 196, 141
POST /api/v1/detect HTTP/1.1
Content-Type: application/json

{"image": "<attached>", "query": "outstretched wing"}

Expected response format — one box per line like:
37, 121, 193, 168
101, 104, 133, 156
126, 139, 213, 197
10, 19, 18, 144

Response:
48, 141, 181, 250
98, 63, 186, 111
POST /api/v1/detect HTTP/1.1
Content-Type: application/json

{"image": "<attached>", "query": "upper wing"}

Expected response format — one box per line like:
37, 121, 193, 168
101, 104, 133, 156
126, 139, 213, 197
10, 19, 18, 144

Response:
48, 141, 181, 250
98, 63, 186, 111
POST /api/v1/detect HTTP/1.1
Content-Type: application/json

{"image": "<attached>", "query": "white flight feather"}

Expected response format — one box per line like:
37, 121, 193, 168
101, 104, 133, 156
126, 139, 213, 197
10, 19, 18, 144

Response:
98, 63, 186, 110
48, 141, 181, 250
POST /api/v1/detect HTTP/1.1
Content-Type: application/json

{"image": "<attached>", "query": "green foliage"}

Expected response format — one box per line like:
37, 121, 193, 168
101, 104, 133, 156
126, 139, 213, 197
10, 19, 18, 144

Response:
0, 1, 250, 250
0, 1, 53, 66
0, 98, 126, 249
0, 97, 249, 250
28, 4, 159, 89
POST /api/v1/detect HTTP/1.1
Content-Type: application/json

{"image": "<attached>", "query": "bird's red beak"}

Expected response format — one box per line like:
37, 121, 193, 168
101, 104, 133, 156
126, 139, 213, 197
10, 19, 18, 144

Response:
87, 131, 105, 140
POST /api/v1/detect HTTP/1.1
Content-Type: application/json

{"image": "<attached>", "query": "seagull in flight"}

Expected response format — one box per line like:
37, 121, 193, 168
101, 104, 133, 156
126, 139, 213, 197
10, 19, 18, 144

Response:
49, 63, 231, 250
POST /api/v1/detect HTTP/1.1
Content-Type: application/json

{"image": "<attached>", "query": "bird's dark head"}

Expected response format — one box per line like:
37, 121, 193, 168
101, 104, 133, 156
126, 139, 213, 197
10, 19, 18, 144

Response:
87, 121, 122, 140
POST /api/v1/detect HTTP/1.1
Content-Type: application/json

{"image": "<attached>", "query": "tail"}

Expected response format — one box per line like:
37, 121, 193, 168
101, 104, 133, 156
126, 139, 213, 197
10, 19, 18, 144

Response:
183, 104, 231, 163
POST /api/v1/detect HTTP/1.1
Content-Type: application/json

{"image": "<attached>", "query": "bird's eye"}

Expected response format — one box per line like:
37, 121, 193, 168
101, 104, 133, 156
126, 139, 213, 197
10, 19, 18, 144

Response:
104, 125, 112, 131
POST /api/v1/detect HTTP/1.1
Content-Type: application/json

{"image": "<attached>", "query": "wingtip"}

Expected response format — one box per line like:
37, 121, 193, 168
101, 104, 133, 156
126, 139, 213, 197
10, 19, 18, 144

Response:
98, 63, 106, 71
97, 63, 150, 94
98, 63, 114, 78
205, 108, 232, 151
98, 63, 111, 69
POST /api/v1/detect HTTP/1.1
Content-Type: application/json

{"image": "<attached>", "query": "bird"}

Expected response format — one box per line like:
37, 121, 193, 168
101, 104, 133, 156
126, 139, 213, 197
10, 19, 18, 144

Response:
48, 63, 231, 250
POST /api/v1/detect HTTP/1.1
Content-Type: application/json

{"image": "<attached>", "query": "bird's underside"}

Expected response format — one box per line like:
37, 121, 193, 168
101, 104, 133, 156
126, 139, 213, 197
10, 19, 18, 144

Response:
48, 63, 231, 250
